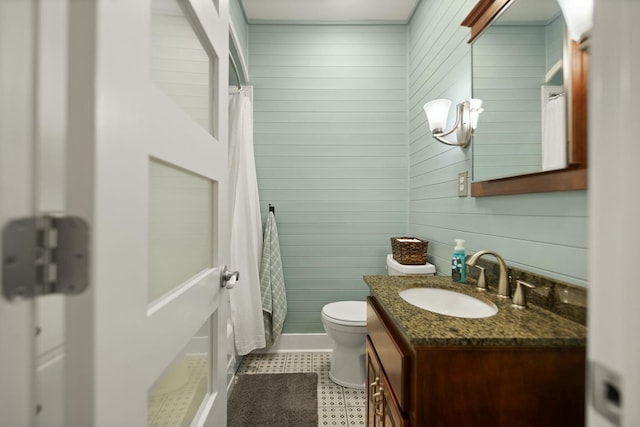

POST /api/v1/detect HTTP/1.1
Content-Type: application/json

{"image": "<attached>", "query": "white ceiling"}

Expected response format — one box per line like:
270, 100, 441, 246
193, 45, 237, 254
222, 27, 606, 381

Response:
498, 0, 561, 23
240, 0, 420, 23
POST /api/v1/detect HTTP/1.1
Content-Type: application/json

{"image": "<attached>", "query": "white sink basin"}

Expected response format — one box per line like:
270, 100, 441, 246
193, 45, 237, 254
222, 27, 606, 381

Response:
399, 287, 498, 319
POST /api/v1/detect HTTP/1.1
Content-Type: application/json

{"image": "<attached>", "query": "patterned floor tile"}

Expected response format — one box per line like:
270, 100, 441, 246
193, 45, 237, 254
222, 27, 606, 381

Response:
346, 406, 366, 426
235, 354, 260, 374
318, 384, 345, 407
285, 352, 314, 372
343, 388, 367, 406
317, 371, 337, 387
317, 406, 349, 426
235, 351, 367, 427
255, 353, 287, 373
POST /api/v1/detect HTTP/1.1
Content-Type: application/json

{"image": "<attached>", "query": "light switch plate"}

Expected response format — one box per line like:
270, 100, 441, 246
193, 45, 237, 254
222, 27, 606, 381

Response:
458, 171, 468, 197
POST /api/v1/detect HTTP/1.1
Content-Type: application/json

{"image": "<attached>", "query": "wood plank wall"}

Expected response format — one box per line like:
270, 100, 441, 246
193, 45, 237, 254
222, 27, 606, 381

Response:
240, 0, 587, 333
407, 0, 587, 288
249, 25, 409, 332
472, 15, 564, 181
230, 0, 248, 62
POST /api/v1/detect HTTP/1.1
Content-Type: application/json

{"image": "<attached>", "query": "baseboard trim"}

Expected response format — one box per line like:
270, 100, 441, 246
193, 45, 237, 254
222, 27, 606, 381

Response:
252, 333, 332, 353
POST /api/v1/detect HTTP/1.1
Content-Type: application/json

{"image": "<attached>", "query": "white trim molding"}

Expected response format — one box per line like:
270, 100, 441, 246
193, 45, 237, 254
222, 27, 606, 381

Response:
252, 333, 333, 354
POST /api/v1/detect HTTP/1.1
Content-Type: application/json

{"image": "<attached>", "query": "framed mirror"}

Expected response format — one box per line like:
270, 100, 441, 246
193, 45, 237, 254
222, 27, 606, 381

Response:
462, 0, 588, 197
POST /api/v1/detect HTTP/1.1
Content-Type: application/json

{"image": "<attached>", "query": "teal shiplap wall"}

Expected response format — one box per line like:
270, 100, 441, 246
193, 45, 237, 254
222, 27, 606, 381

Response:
249, 25, 409, 332
546, 15, 565, 72
407, 0, 587, 288
472, 25, 545, 181
230, 0, 248, 64
472, 15, 566, 181
242, 0, 588, 333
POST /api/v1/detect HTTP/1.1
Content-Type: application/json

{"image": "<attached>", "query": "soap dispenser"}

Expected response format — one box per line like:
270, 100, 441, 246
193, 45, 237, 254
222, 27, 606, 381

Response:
451, 239, 466, 283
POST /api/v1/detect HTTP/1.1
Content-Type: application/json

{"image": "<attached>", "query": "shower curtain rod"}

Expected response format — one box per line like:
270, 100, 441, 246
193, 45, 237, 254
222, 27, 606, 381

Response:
229, 53, 241, 90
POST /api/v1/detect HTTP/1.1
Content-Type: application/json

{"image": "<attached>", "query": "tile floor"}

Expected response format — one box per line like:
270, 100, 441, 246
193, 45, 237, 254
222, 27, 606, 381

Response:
236, 352, 367, 427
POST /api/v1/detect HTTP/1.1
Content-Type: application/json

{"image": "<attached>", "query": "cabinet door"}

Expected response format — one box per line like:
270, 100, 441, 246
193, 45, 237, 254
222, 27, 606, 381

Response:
379, 376, 407, 427
366, 339, 381, 427
367, 297, 411, 410
366, 338, 408, 427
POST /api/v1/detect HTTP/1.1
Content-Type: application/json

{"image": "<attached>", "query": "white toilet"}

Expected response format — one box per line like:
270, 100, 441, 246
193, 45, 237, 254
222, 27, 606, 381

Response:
321, 301, 367, 389
386, 254, 436, 276
321, 255, 436, 389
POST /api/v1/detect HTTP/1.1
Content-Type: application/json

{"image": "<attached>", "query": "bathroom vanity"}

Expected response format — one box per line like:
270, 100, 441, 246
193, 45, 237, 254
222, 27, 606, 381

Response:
364, 275, 587, 427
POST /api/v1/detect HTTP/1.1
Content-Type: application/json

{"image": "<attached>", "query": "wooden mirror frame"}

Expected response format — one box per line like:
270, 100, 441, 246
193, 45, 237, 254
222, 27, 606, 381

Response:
462, 0, 588, 197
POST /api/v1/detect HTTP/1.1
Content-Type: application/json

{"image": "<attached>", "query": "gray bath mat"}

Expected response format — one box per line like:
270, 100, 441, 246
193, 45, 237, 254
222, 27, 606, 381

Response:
228, 373, 318, 427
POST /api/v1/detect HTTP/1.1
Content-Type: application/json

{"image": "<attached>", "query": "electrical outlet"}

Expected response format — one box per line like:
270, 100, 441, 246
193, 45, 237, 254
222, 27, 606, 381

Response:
458, 171, 468, 197
591, 361, 622, 426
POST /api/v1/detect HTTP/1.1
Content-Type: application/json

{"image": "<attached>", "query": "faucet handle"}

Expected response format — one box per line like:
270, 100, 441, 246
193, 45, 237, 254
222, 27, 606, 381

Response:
466, 263, 487, 291
476, 266, 487, 291
512, 280, 536, 309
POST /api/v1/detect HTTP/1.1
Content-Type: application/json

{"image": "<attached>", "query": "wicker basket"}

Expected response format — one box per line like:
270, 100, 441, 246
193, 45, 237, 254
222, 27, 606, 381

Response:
390, 237, 428, 265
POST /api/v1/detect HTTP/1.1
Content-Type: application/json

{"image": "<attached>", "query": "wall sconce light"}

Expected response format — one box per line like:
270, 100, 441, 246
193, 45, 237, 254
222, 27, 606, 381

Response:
423, 99, 483, 148
556, 0, 593, 50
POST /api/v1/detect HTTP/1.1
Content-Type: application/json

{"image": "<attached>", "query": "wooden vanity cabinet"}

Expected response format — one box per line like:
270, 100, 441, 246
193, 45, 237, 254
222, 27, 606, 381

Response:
366, 296, 586, 427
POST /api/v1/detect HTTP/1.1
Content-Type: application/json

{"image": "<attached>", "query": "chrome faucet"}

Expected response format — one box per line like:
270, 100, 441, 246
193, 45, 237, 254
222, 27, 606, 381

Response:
466, 250, 510, 298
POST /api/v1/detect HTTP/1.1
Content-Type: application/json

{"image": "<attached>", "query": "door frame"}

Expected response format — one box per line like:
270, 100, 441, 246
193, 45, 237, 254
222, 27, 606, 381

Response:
0, 0, 38, 425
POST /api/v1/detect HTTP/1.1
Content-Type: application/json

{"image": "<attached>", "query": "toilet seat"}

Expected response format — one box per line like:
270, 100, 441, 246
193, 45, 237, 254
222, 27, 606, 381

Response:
321, 301, 366, 327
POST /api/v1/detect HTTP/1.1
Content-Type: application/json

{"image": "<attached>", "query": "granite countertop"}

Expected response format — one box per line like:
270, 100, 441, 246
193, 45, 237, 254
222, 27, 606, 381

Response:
364, 275, 587, 347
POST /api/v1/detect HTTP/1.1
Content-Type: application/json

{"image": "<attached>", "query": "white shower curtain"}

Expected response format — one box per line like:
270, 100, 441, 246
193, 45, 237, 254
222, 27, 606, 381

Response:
228, 87, 266, 355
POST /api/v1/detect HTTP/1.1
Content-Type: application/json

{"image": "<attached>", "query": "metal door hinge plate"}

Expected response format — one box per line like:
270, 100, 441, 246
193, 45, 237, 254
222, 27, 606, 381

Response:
2, 216, 89, 300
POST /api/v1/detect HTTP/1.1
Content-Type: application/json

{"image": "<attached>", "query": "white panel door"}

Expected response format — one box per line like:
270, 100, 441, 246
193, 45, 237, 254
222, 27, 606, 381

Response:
64, 0, 232, 425
1, 0, 233, 425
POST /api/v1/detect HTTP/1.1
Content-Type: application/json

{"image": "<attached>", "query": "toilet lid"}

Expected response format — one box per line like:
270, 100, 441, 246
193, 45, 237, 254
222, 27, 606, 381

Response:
322, 301, 366, 326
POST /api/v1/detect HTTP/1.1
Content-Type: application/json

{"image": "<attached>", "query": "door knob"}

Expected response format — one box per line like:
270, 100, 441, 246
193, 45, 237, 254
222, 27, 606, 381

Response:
220, 266, 239, 289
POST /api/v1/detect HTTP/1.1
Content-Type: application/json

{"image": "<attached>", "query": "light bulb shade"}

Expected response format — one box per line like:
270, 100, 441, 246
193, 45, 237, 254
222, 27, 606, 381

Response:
423, 99, 452, 132
470, 98, 483, 129
557, 0, 593, 42
470, 98, 483, 110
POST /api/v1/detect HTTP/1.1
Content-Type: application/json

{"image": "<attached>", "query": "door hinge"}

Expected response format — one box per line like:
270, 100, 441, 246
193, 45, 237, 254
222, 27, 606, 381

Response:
2, 216, 89, 300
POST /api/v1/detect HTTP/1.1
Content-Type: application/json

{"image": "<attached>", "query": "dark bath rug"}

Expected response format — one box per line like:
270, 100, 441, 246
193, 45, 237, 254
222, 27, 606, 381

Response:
227, 373, 318, 427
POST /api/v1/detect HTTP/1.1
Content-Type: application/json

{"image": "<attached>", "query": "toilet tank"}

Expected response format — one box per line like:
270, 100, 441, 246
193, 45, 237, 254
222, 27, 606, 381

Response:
386, 254, 435, 276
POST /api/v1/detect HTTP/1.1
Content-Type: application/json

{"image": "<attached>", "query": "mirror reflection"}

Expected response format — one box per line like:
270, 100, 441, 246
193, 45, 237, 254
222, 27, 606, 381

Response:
472, 0, 567, 182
